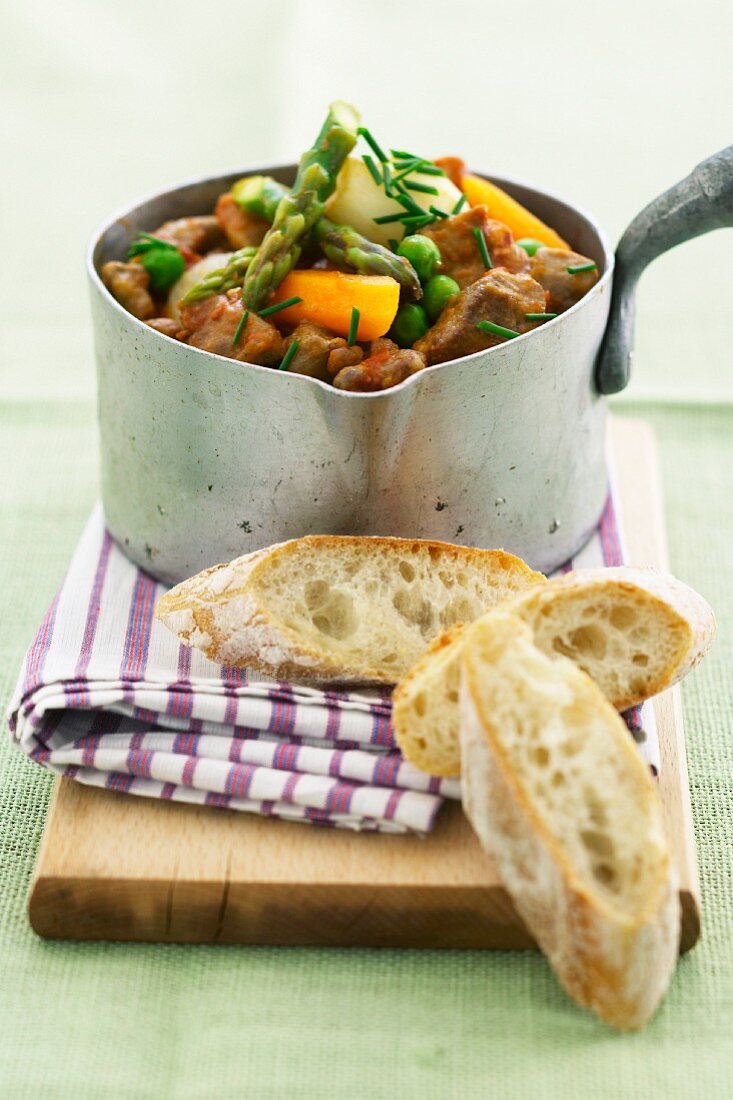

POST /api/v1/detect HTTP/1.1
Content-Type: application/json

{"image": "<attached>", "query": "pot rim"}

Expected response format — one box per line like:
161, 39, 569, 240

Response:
87, 163, 615, 400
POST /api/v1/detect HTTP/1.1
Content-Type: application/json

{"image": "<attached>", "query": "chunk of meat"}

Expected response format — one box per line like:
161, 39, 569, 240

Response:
433, 156, 466, 190
414, 270, 546, 366
145, 317, 184, 339
327, 343, 364, 378
419, 206, 529, 289
333, 337, 426, 391
281, 322, 363, 381
180, 290, 284, 366
101, 261, 155, 320
529, 248, 600, 313
154, 216, 226, 254
215, 193, 269, 249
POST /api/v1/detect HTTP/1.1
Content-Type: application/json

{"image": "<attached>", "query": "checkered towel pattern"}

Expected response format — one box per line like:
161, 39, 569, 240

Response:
7, 487, 659, 833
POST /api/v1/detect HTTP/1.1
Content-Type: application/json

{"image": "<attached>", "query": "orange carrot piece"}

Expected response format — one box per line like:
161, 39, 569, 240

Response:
270, 270, 400, 341
461, 175, 570, 250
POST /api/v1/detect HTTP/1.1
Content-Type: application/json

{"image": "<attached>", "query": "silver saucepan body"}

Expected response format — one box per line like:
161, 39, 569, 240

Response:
87, 150, 733, 584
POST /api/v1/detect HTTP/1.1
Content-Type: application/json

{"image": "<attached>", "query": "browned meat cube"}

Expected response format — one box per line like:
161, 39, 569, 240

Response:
101, 261, 155, 320
154, 216, 226, 255
281, 322, 362, 381
333, 338, 426, 391
215, 193, 269, 250
414, 270, 546, 366
145, 317, 184, 339
180, 290, 284, 366
529, 248, 600, 313
420, 206, 529, 289
433, 156, 466, 189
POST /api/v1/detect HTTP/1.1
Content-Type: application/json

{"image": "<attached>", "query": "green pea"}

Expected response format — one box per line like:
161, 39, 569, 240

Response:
140, 246, 186, 292
389, 303, 430, 347
397, 234, 442, 283
423, 275, 460, 321
516, 238, 546, 258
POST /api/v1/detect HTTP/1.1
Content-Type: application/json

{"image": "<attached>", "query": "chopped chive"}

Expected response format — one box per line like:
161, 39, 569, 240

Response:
392, 158, 424, 182
476, 320, 521, 340
373, 212, 406, 225
362, 154, 382, 186
401, 214, 435, 229
382, 162, 393, 196
279, 339, 299, 371
232, 310, 249, 343
417, 163, 445, 176
358, 126, 388, 163
525, 312, 558, 321
567, 262, 597, 274
387, 238, 400, 251
393, 185, 424, 215
429, 206, 449, 219
451, 193, 468, 215
258, 295, 303, 318
347, 307, 360, 346
404, 180, 440, 196
391, 148, 419, 160
473, 227, 492, 270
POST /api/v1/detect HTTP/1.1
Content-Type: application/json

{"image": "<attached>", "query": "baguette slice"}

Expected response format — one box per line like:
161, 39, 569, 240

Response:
156, 536, 545, 684
393, 567, 715, 777
461, 611, 679, 1030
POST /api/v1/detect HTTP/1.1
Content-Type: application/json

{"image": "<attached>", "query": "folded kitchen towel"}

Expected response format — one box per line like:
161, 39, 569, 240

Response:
7, 490, 659, 834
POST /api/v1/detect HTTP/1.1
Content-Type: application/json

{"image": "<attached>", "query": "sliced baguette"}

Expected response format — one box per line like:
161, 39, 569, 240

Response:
156, 535, 545, 684
393, 567, 716, 777
460, 611, 679, 1030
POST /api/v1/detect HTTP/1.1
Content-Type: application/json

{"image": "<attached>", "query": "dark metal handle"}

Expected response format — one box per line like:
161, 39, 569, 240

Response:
596, 145, 733, 394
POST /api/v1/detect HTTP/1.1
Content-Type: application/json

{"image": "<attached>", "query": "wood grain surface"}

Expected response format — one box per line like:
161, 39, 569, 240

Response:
28, 416, 701, 950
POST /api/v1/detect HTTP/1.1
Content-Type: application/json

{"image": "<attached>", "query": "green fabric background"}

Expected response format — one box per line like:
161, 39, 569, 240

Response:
1, 401, 732, 1098
3, 0, 733, 1093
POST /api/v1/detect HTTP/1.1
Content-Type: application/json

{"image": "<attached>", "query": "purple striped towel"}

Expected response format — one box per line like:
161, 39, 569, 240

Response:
7, 486, 659, 834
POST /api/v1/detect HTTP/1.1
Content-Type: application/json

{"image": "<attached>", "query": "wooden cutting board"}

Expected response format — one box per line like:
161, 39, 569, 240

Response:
28, 417, 701, 951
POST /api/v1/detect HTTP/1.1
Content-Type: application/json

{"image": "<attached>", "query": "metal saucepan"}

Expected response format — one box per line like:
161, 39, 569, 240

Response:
87, 147, 733, 584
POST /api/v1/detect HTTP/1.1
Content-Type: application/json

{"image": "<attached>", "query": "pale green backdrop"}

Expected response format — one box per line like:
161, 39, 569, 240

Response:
1, 1, 732, 1096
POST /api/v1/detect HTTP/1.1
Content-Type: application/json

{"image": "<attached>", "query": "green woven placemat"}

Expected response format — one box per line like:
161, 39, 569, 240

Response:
1, 399, 731, 1099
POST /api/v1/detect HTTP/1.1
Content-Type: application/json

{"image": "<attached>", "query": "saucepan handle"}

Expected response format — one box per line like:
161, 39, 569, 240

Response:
596, 144, 733, 395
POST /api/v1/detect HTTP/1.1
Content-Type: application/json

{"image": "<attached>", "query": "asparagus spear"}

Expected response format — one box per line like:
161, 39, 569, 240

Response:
180, 246, 257, 305
233, 175, 421, 300
312, 219, 421, 300
242, 101, 360, 311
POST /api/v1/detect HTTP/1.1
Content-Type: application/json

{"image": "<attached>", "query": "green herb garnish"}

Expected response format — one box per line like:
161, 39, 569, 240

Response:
258, 296, 303, 318
417, 163, 445, 176
232, 310, 250, 347
392, 158, 424, 183
393, 187, 424, 215
382, 162, 393, 196
404, 180, 440, 196
525, 312, 558, 321
429, 206, 449, 219
279, 339, 299, 371
391, 149, 419, 160
400, 214, 435, 229
362, 154, 382, 186
567, 262, 598, 274
476, 320, 520, 340
358, 127, 388, 163
373, 212, 406, 226
388, 238, 399, 251
473, 228, 492, 270
347, 307, 361, 346
451, 194, 468, 215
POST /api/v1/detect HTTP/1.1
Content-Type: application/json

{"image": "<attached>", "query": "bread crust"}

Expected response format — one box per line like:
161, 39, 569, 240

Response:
156, 535, 545, 685
393, 567, 716, 776
460, 615, 680, 1030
